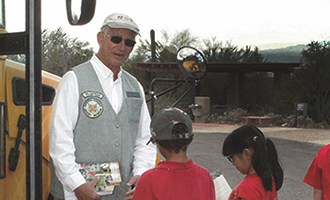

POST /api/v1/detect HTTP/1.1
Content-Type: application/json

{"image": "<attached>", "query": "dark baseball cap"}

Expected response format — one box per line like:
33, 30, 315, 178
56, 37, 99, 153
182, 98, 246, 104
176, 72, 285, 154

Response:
147, 107, 193, 145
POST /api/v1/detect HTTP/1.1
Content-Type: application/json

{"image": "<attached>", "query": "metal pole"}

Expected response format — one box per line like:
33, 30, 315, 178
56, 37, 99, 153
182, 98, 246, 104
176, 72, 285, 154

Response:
150, 30, 156, 62
145, 30, 156, 90
26, 0, 42, 199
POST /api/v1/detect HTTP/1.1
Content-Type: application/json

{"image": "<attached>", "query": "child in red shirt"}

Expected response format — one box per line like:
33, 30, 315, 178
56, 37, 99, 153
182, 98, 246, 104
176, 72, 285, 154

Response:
133, 107, 215, 200
303, 144, 330, 200
222, 125, 283, 200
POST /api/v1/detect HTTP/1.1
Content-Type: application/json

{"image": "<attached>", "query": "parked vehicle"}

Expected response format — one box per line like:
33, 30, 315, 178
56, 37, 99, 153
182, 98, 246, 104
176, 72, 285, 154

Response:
0, 0, 96, 198
0, 57, 60, 199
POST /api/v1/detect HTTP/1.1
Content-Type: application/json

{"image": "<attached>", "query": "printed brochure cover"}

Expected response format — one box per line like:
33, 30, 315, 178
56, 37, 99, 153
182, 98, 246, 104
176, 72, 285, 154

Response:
79, 162, 122, 195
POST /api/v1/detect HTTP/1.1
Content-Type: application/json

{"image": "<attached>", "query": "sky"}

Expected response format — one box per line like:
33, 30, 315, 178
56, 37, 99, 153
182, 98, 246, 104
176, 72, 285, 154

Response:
5, 0, 330, 51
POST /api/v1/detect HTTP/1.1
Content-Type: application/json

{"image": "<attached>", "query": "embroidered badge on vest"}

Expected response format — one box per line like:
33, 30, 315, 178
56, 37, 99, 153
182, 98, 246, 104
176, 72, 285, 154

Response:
82, 91, 104, 118
82, 91, 104, 99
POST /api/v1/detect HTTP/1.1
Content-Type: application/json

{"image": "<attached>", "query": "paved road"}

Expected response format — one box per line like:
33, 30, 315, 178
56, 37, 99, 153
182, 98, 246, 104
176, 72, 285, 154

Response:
186, 124, 329, 200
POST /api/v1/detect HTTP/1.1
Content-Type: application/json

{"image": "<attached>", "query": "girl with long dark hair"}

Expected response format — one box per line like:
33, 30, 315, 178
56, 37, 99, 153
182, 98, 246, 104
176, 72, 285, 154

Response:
222, 125, 283, 200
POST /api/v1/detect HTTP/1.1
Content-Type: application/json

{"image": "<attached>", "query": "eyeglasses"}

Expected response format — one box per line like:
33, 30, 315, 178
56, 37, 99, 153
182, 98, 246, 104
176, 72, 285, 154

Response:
102, 32, 136, 47
227, 154, 235, 162
227, 151, 240, 162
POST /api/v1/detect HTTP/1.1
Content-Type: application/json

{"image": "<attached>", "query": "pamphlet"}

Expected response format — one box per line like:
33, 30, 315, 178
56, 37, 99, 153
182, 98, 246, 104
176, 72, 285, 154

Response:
79, 162, 122, 195
211, 169, 232, 200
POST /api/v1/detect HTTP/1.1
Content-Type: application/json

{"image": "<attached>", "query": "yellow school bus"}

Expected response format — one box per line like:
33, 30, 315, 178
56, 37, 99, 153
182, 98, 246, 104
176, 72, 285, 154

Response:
0, 0, 65, 198
0, 56, 61, 199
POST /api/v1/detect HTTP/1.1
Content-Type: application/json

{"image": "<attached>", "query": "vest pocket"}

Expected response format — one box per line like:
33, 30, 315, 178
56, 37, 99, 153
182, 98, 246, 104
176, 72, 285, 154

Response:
126, 98, 142, 123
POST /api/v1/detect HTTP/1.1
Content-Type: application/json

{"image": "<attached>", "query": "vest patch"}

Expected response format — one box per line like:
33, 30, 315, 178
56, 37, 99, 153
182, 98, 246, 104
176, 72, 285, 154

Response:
126, 91, 140, 98
81, 91, 104, 99
83, 98, 103, 118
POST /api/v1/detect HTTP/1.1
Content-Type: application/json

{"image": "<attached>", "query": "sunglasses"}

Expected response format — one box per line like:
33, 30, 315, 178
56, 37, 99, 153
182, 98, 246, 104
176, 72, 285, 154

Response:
103, 32, 136, 47
146, 137, 156, 145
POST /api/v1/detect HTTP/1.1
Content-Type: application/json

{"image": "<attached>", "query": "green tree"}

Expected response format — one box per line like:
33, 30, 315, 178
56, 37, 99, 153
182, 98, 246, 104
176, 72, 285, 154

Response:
6, 28, 94, 77
202, 38, 266, 63
283, 41, 330, 122
135, 28, 199, 62
42, 27, 94, 76
6, 54, 26, 63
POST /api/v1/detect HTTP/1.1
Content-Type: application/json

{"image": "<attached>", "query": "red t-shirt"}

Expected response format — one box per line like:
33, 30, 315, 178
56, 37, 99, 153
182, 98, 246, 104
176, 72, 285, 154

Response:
228, 173, 277, 200
304, 144, 330, 200
133, 159, 215, 200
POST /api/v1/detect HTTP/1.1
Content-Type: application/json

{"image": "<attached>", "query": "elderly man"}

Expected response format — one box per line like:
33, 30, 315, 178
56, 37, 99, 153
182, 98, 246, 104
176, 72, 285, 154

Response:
49, 13, 156, 200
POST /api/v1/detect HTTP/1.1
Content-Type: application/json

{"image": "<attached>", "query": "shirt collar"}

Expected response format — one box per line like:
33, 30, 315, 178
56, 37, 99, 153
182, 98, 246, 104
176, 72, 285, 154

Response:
91, 54, 122, 80
157, 159, 195, 170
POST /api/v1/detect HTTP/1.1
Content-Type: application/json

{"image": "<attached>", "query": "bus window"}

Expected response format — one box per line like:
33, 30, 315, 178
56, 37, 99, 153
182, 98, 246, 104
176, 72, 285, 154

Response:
3, 0, 25, 33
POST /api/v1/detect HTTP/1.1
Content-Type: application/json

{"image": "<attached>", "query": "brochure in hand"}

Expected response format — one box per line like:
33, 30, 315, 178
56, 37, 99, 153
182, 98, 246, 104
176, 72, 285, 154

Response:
79, 162, 122, 195
211, 169, 232, 200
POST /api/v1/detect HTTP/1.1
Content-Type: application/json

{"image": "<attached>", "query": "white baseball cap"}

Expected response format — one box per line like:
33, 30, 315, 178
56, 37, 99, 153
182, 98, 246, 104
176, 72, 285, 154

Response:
101, 13, 140, 35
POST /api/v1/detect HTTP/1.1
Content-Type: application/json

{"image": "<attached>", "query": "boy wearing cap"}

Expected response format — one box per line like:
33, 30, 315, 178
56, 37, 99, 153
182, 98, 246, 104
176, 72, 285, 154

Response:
49, 13, 156, 200
133, 107, 216, 200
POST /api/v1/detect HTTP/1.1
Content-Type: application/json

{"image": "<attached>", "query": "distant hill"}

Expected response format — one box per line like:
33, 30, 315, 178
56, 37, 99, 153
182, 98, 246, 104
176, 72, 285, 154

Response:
260, 44, 306, 63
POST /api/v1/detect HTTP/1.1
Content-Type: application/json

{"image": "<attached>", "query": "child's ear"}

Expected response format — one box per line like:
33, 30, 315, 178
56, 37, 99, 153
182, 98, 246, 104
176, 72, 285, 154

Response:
242, 148, 253, 160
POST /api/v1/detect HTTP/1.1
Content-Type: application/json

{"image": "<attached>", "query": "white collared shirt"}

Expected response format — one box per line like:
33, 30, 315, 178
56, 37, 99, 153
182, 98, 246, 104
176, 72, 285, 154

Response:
49, 55, 156, 198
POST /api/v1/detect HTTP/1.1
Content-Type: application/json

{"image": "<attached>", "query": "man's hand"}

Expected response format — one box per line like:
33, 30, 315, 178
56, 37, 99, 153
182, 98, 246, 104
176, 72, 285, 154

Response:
124, 175, 141, 200
74, 177, 101, 200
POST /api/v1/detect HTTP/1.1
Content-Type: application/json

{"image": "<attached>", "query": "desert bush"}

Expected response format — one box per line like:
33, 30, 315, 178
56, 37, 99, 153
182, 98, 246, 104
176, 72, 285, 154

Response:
205, 110, 330, 129
265, 112, 285, 126
205, 108, 247, 124
281, 114, 330, 129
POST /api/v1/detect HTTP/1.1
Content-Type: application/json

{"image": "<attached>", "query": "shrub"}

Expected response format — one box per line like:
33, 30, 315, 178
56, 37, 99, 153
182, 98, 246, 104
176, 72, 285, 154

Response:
282, 114, 330, 129
205, 108, 247, 124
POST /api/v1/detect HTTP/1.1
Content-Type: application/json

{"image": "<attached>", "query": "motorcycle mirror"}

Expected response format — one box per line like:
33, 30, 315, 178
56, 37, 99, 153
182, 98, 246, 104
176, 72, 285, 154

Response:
66, 0, 96, 25
177, 46, 207, 80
